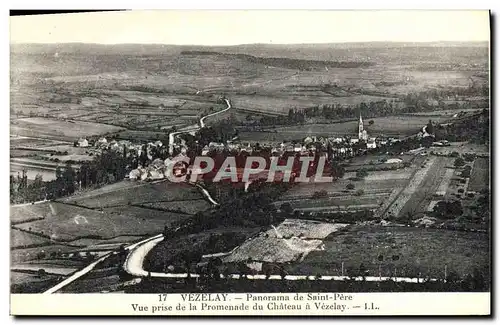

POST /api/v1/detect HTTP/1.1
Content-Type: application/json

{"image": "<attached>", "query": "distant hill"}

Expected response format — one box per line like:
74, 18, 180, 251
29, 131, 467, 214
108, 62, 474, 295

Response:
180, 50, 374, 70
11, 41, 488, 68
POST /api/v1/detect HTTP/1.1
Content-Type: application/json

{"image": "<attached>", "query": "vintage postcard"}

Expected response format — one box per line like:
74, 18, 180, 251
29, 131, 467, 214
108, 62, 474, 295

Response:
9, 10, 491, 316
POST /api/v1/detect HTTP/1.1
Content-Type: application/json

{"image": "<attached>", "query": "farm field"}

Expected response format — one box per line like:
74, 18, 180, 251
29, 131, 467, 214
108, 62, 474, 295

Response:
103, 206, 189, 223
281, 176, 409, 200
61, 180, 204, 208
11, 117, 125, 141
382, 156, 439, 218
11, 263, 79, 276
238, 116, 451, 141
430, 142, 490, 156
112, 130, 171, 142
67, 235, 145, 247
58, 274, 124, 293
37, 144, 94, 154
10, 157, 79, 168
11, 244, 77, 263
10, 271, 61, 293
231, 93, 393, 116
10, 150, 41, 158
436, 168, 455, 196
10, 136, 67, 148
405, 109, 482, 117
13, 202, 168, 241
11, 229, 51, 248
288, 225, 490, 280
264, 115, 450, 137
343, 153, 415, 167
137, 199, 211, 215
42, 154, 94, 162
275, 194, 385, 212
11, 203, 54, 224
468, 158, 489, 192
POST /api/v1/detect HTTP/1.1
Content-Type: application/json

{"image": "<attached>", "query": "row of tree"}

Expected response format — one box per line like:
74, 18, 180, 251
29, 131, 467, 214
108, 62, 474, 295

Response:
10, 150, 133, 204
251, 87, 488, 127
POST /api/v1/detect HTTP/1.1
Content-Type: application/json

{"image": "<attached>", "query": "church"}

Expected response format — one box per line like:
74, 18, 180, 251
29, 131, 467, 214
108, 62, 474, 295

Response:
358, 113, 368, 141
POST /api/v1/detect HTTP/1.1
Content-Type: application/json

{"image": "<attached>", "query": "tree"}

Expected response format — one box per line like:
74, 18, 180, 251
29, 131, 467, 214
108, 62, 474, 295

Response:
426, 119, 434, 135
461, 166, 471, 178
454, 157, 465, 168
354, 189, 364, 196
359, 263, 368, 279
331, 161, 345, 179
446, 270, 460, 284
355, 168, 368, 179
463, 153, 476, 162
369, 120, 374, 126
312, 190, 328, 199
405, 211, 414, 226
346, 183, 355, 190
432, 200, 463, 219
280, 202, 294, 215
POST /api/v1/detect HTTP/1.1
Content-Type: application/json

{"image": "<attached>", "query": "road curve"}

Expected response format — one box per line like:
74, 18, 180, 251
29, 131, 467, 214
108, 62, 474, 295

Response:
43, 234, 165, 294
43, 181, 219, 294
122, 229, 440, 284
168, 98, 231, 155
123, 235, 439, 284
199, 99, 231, 128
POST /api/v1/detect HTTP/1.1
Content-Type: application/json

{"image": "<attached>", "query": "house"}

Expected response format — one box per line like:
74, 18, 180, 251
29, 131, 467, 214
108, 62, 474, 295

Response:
147, 169, 164, 180
109, 140, 120, 150
77, 138, 89, 147
151, 158, 165, 169
271, 147, 282, 156
128, 168, 143, 180
164, 157, 174, 168
240, 145, 253, 154
208, 142, 225, 152
96, 137, 108, 147
227, 143, 240, 151
367, 140, 377, 149
303, 136, 314, 144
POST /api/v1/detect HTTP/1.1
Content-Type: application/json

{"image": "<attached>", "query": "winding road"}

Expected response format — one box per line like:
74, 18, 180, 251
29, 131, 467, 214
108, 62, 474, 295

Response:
43, 181, 218, 294
168, 98, 231, 155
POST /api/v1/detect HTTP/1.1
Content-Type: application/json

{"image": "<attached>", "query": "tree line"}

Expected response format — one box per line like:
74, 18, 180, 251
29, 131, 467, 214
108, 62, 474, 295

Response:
250, 87, 487, 127
10, 150, 134, 204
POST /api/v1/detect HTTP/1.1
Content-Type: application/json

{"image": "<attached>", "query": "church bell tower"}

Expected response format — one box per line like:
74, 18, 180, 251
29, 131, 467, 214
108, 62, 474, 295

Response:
358, 113, 364, 140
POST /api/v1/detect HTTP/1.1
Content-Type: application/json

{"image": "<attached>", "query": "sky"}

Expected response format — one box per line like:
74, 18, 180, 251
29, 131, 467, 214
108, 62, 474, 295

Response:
10, 10, 490, 45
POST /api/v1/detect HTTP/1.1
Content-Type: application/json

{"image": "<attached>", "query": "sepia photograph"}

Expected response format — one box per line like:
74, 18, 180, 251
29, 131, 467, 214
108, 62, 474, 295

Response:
8, 9, 491, 315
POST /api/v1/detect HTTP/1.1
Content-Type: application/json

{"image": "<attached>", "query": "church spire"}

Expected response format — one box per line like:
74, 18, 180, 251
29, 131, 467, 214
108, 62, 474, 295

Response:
358, 111, 366, 141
